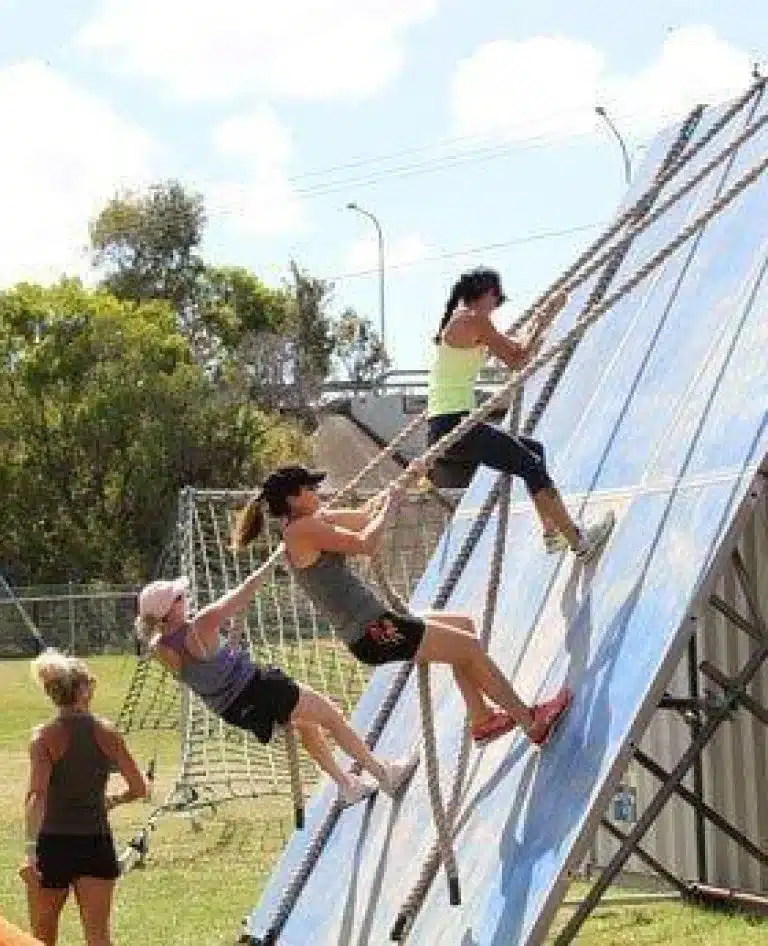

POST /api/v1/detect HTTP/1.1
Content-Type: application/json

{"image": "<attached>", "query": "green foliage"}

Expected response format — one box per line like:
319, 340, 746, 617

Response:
88, 183, 333, 399
2, 180, 383, 586
332, 306, 390, 388
89, 179, 206, 311
0, 280, 307, 585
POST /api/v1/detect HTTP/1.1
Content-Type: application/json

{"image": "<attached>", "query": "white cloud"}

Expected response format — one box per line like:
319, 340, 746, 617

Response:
77, 0, 439, 103
344, 231, 430, 273
208, 105, 306, 236
0, 61, 154, 287
452, 26, 754, 142
212, 108, 292, 166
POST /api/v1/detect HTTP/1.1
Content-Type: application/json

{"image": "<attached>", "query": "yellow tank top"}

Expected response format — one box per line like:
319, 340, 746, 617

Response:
427, 342, 486, 417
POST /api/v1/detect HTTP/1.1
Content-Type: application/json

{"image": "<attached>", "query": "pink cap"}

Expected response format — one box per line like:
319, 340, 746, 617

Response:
137, 577, 189, 620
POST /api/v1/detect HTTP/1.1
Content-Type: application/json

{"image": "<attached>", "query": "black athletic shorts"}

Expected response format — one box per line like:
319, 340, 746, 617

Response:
348, 612, 426, 666
221, 666, 301, 744
36, 833, 119, 889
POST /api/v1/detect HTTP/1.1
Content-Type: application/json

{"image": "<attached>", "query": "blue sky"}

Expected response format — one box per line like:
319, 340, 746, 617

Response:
0, 0, 764, 369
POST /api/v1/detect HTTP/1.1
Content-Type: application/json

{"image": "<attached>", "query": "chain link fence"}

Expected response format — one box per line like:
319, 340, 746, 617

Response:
0, 583, 140, 657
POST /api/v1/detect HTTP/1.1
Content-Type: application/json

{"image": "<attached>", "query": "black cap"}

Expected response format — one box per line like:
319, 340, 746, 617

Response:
261, 465, 326, 510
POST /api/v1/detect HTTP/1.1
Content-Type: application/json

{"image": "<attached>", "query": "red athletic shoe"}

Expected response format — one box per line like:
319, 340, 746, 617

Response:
528, 687, 573, 747
472, 711, 519, 746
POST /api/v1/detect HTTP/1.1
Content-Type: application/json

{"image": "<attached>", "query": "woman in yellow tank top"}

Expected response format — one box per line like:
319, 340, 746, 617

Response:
427, 267, 614, 560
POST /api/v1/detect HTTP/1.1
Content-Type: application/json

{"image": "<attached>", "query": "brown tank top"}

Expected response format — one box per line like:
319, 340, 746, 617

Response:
40, 714, 112, 836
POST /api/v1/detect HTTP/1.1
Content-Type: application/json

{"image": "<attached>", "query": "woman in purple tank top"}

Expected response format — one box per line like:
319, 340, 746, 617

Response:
136, 569, 415, 809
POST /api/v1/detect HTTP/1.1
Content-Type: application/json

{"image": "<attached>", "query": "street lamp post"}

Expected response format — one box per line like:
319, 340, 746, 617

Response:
346, 201, 386, 350
595, 105, 632, 186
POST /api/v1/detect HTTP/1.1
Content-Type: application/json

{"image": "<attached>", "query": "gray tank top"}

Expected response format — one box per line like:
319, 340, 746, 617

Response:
162, 624, 256, 714
41, 714, 111, 836
290, 551, 386, 644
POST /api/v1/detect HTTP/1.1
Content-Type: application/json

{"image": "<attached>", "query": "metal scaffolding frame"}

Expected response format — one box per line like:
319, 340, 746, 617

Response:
557, 466, 768, 943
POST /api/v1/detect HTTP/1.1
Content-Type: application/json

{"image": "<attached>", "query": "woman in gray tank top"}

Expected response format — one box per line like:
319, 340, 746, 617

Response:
21, 649, 148, 946
232, 465, 573, 749
136, 568, 415, 811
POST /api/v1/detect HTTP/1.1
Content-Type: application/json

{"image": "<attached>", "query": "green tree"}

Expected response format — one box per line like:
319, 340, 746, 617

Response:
89, 179, 206, 311
0, 279, 308, 586
88, 183, 348, 408
332, 308, 390, 391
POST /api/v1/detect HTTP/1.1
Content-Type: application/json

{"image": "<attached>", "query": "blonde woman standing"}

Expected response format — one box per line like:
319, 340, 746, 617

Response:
21, 650, 148, 946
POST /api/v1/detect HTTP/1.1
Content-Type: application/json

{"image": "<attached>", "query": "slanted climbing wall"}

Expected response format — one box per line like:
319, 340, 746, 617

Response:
244, 85, 768, 946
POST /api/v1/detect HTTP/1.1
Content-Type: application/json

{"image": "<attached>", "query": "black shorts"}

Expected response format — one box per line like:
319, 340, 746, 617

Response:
36, 833, 119, 889
427, 412, 554, 495
348, 612, 426, 666
221, 666, 301, 744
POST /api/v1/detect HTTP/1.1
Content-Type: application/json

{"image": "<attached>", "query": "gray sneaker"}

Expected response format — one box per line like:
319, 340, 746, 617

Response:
544, 531, 570, 554
339, 774, 379, 809
575, 511, 616, 562
378, 753, 420, 797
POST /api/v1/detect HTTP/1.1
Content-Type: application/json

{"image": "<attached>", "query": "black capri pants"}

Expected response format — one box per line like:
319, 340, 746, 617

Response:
427, 412, 554, 495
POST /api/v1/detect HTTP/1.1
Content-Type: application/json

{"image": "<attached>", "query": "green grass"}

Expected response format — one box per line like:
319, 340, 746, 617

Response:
0, 657, 764, 945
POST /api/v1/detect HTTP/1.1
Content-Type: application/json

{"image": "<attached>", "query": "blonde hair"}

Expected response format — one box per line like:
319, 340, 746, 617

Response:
231, 497, 266, 551
31, 649, 93, 707
134, 613, 164, 644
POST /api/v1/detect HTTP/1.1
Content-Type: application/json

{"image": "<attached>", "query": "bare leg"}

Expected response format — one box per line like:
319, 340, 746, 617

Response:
290, 686, 388, 784
293, 721, 355, 791
532, 488, 582, 547
420, 612, 493, 727
73, 877, 115, 946
416, 617, 534, 729
27, 881, 68, 946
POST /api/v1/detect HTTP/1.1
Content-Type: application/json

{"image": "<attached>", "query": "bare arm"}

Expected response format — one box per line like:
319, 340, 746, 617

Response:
97, 722, 149, 811
24, 731, 51, 860
289, 488, 403, 560
318, 508, 373, 531
474, 316, 529, 369
192, 564, 270, 648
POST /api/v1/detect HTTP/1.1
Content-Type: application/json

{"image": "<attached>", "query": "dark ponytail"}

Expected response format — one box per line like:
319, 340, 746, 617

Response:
231, 494, 266, 550
433, 267, 505, 344
434, 280, 466, 343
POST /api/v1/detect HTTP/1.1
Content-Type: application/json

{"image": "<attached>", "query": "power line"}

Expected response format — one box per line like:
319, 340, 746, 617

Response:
277, 104, 682, 200
329, 221, 602, 281
285, 104, 598, 183
290, 132, 595, 200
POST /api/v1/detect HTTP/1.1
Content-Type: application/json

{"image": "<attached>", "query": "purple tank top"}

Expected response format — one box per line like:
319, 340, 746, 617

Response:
162, 624, 255, 714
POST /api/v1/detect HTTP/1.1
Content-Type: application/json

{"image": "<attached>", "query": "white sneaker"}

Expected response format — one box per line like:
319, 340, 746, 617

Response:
575, 510, 616, 562
378, 754, 420, 798
544, 531, 570, 554
339, 774, 378, 808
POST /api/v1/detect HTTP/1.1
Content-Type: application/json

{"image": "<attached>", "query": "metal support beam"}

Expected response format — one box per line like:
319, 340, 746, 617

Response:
687, 634, 707, 883
556, 634, 768, 944
633, 749, 768, 866
598, 818, 689, 893
709, 593, 762, 640
657, 695, 713, 714
700, 660, 768, 725
731, 548, 768, 638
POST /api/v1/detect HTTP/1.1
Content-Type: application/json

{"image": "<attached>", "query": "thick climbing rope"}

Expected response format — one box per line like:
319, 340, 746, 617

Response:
207, 90, 768, 846
252, 80, 767, 576
315, 80, 766, 504
282, 725, 304, 830
393, 85, 768, 934
388, 146, 768, 497
388, 102, 713, 937
247, 106, 768, 945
